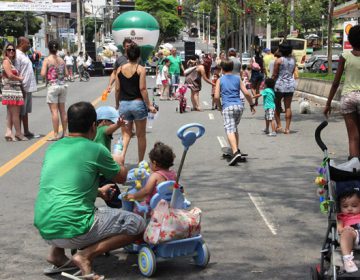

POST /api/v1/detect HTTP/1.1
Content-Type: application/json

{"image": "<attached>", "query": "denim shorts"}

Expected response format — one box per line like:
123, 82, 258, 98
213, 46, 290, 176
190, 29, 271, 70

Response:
119, 100, 148, 121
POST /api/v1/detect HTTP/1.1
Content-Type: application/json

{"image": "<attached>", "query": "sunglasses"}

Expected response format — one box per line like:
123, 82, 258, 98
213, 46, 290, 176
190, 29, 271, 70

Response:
6, 49, 15, 52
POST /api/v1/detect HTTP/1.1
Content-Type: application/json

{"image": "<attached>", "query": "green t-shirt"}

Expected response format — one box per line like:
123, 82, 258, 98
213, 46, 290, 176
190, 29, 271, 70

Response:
342, 51, 360, 96
157, 57, 164, 73
94, 125, 111, 151
34, 137, 120, 240
261, 88, 276, 110
167, 55, 182, 75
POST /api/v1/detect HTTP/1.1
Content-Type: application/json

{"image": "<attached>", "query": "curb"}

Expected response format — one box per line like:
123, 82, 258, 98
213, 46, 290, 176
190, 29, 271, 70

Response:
294, 90, 341, 110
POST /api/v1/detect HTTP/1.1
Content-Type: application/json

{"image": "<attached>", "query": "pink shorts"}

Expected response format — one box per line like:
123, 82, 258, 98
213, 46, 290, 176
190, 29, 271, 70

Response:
340, 91, 360, 115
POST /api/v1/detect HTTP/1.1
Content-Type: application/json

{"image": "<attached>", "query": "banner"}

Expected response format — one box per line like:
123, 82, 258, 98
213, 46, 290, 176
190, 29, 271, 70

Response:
0, 1, 71, 13
343, 20, 358, 51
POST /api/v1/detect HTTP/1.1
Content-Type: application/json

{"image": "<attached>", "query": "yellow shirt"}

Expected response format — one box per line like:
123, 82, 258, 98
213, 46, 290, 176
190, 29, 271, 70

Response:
263, 53, 274, 75
342, 51, 360, 96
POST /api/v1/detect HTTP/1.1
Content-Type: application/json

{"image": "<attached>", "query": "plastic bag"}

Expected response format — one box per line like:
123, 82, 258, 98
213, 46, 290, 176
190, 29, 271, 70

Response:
144, 199, 201, 245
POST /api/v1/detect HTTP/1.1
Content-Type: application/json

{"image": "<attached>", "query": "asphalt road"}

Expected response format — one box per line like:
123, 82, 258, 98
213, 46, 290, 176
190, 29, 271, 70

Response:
0, 75, 349, 280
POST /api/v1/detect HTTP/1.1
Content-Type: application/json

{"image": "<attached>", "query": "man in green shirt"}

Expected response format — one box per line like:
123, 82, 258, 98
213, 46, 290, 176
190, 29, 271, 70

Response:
167, 47, 185, 98
34, 102, 145, 279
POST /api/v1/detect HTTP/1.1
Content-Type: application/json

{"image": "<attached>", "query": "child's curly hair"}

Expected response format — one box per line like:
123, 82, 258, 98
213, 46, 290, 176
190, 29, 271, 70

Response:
149, 142, 176, 169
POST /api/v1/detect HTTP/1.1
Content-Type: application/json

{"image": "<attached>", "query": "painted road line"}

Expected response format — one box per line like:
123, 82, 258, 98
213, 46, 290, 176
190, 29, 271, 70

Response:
203, 101, 209, 106
248, 192, 277, 235
208, 113, 214, 120
217, 136, 228, 148
0, 95, 102, 177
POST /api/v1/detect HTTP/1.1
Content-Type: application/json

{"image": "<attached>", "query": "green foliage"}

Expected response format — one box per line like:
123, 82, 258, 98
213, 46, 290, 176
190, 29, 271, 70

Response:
0, 12, 42, 37
295, 0, 326, 32
135, 0, 184, 42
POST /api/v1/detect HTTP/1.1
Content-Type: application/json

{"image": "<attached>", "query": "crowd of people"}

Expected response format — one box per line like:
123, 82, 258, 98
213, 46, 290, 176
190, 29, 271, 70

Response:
2, 24, 360, 279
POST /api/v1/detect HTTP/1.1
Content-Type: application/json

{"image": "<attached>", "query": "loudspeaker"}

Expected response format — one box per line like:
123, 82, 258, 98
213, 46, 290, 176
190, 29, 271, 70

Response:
184, 41, 195, 65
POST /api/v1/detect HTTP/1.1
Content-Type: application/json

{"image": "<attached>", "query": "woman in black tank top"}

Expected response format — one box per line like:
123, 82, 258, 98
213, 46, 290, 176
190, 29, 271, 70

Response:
114, 44, 157, 165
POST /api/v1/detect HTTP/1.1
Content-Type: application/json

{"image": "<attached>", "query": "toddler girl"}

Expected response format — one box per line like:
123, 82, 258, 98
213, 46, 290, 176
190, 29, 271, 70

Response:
125, 142, 176, 211
211, 72, 220, 110
337, 188, 360, 273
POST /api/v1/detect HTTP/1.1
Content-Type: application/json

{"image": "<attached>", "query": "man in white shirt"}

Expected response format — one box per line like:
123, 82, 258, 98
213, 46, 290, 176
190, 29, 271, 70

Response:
76, 51, 85, 81
15, 37, 39, 139
64, 51, 74, 81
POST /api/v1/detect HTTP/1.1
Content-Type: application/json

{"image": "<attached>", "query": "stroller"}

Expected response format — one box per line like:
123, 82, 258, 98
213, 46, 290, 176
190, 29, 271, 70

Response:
120, 123, 210, 277
312, 121, 360, 279
174, 84, 188, 113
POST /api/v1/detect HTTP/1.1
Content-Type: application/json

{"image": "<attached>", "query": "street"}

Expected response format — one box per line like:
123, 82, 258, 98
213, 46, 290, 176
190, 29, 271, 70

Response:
0, 75, 349, 279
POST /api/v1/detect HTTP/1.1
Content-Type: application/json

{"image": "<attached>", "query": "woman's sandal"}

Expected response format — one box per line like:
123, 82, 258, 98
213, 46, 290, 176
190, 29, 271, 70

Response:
275, 127, 284, 133
284, 129, 290, 134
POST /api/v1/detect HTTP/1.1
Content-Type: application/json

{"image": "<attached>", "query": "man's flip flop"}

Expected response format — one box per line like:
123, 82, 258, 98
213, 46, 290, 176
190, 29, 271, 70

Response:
62, 271, 105, 280
43, 259, 77, 275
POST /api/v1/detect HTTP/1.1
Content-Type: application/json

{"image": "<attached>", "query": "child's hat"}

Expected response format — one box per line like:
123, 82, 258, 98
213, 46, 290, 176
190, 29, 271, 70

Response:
96, 106, 119, 123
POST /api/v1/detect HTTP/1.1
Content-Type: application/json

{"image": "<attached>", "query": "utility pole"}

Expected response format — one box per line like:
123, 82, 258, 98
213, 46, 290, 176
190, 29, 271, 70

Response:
77, 0, 82, 52
327, 0, 335, 74
216, 3, 220, 57
82, 1, 86, 53
266, 3, 271, 49
290, 0, 294, 33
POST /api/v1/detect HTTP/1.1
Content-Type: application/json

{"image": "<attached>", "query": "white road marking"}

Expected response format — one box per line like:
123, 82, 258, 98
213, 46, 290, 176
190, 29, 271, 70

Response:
217, 136, 228, 148
208, 113, 214, 120
203, 101, 209, 106
248, 193, 277, 235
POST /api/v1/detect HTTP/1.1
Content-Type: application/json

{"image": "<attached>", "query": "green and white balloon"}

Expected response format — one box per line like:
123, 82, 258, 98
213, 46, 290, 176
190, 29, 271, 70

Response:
112, 11, 159, 62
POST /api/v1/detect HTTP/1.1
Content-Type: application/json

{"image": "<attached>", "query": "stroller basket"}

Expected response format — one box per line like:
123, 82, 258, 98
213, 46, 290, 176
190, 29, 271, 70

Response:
329, 165, 360, 182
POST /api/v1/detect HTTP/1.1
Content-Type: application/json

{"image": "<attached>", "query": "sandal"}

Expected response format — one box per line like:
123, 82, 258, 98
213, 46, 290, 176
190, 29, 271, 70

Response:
275, 127, 284, 133
15, 135, 29, 141
62, 271, 105, 280
4, 136, 15, 142
284, 129, 290, 134
43, 259, 77, 275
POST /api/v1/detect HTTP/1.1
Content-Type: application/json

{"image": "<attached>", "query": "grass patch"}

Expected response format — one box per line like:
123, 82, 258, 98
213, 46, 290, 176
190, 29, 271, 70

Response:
299, 72, 344, 82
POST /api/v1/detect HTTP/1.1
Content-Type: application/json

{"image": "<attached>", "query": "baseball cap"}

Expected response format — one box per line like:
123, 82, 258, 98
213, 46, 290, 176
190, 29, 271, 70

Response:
228, 47, 236, 52
96, 106, 119, 123
263, 48, 271, 53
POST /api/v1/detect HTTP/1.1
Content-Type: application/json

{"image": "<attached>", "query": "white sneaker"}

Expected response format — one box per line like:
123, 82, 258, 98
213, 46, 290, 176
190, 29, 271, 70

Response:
268, 132, 277, 137
343, 254, 358, 273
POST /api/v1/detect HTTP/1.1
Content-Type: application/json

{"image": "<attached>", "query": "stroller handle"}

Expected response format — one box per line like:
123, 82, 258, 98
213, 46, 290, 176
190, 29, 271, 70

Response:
315, 121, 328, 152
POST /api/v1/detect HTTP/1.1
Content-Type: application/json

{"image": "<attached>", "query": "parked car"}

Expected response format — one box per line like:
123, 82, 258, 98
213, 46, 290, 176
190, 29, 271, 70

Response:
309, 58, 339, 73
305, 54, 339, 71
241, 52, 251, 66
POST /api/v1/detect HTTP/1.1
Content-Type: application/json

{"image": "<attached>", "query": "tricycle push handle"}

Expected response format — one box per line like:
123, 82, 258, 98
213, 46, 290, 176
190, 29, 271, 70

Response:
177, 123, 205, 151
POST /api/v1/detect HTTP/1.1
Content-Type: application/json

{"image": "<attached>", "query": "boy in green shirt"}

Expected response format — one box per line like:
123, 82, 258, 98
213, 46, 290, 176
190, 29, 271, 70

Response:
94, 106, 125, 151
253, 78, 277, 136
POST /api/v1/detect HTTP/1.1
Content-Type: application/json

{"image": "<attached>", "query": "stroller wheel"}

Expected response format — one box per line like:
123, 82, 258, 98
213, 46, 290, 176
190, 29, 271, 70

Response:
310, 264, 322, 280
138, 246, 156, 277
193, 242, 210, 267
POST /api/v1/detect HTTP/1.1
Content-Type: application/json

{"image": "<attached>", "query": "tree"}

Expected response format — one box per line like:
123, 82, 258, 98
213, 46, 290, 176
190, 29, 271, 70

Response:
135, 0, 184, 44
0, 12, 42, 37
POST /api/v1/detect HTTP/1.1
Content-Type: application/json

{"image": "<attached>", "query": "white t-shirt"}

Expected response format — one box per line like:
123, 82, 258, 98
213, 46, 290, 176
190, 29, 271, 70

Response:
15, 49, 37, 93
161, 65, 169, 81
76, 56, 85, 66
64, 55, 74, 66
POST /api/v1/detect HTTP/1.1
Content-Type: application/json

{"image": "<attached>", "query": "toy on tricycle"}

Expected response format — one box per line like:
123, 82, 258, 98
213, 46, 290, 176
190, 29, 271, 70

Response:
121, 123, 210, 277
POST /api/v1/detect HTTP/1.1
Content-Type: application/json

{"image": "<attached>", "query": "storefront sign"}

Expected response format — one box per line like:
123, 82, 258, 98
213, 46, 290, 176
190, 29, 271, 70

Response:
343, 20, 358, 51
0, 1, 71, 13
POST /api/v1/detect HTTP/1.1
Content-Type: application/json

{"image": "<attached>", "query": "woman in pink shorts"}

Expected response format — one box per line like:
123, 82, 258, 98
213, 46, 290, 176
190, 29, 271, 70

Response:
324, 25, 360, 158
